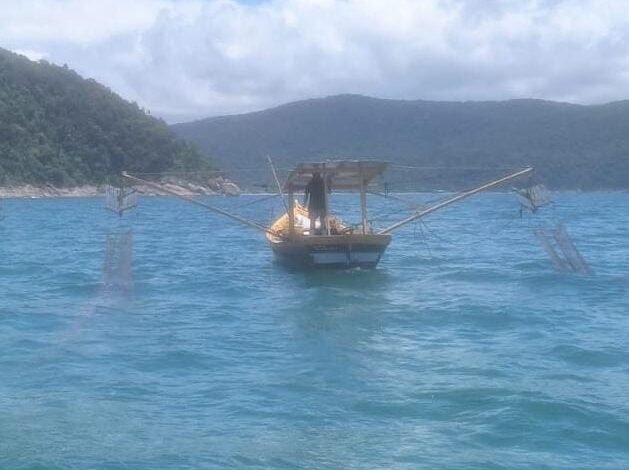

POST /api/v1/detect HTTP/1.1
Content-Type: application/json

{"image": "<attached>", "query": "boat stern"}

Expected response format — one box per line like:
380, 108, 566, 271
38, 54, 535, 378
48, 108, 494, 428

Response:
268, 233, 391, 269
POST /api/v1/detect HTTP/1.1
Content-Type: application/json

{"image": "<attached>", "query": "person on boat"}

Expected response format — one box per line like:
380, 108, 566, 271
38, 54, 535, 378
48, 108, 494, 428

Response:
304, 171, 326, 234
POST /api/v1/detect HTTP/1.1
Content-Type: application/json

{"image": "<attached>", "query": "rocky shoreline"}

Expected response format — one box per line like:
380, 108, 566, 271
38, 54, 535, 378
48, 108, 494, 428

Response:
0, 176, 241, 199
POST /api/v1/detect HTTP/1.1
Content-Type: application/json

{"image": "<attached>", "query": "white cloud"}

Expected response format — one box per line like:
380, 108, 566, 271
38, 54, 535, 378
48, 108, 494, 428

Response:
1, 0, 165, 43
3, 0, 629, 122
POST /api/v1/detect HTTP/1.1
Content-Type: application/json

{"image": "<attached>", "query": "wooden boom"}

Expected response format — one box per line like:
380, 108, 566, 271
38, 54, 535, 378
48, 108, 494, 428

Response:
121, 172, 279, 237
378, 167, 533, 234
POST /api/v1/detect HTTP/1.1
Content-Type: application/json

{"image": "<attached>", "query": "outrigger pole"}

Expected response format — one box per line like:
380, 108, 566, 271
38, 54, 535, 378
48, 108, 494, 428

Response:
378, 167, 533, 234
121, 172, 279, 237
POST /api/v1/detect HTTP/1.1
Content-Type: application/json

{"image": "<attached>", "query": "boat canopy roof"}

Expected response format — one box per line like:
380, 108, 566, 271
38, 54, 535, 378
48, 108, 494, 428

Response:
284, 160, 388, 191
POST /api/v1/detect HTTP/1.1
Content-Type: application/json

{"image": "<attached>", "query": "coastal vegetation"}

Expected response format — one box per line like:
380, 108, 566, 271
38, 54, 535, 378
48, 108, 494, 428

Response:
3, 44, 628, 191
0, 47, 210, 187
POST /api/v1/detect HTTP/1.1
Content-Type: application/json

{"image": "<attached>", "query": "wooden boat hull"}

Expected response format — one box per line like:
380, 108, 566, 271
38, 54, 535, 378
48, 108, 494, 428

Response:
268, 234, 391, 269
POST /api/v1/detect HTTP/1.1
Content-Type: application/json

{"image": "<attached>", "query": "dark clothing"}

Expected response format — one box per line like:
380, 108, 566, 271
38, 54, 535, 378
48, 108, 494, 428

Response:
304, 173, 325, 210
305, 173, 326, 235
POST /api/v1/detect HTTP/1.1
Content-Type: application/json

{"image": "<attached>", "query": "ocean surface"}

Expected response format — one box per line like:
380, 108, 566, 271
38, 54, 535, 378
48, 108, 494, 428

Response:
1, 192, 628, 469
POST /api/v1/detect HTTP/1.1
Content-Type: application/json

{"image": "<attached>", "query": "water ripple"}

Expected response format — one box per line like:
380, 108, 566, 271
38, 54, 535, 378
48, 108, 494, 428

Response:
1, 193, 629, 469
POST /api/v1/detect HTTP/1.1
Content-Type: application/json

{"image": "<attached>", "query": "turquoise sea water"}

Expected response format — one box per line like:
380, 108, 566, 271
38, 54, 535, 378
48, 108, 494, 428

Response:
1, 193, 628, 469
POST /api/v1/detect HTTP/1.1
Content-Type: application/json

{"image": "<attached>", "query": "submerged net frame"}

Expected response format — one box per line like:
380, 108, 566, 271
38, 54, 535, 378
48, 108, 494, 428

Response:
517, 184, 552, 213
105, 185, 138, 216
534, 224, 591, 274
103, 230, 134, 291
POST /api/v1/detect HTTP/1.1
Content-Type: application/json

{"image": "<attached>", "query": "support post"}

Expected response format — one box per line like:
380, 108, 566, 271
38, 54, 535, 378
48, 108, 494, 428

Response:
322, 165, 329, 235
288, 186, 295, 237
360, 177, 368, 234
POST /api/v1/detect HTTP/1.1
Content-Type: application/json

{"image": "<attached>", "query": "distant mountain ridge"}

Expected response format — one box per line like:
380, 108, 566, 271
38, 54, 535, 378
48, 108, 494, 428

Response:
0, 47, 210, 186
172, 94, 629, 189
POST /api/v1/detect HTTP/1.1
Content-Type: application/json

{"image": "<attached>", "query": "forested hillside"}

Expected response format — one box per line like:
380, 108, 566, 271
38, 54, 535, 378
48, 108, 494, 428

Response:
173, 94, 629, 189
0, 48, 209, 186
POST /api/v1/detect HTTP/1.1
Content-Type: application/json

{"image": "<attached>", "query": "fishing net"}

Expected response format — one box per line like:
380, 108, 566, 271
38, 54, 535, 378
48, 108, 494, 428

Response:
103, 230, 134, 291
105, 185, 138, 216
517, 184, 552, 213
534, 224, 591, 274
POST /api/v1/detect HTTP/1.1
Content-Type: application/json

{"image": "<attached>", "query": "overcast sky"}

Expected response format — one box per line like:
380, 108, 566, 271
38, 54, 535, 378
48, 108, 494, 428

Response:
3, 0, 629, 122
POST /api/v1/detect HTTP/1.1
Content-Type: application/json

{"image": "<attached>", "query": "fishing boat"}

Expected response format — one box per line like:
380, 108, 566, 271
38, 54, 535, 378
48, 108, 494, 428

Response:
266, 161, 391, 268
122, 162, 532, 270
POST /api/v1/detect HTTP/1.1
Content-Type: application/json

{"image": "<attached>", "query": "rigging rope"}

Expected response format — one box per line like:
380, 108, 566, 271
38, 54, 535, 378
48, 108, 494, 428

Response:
388, 164, 526, 171
231, 193, 280, 210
